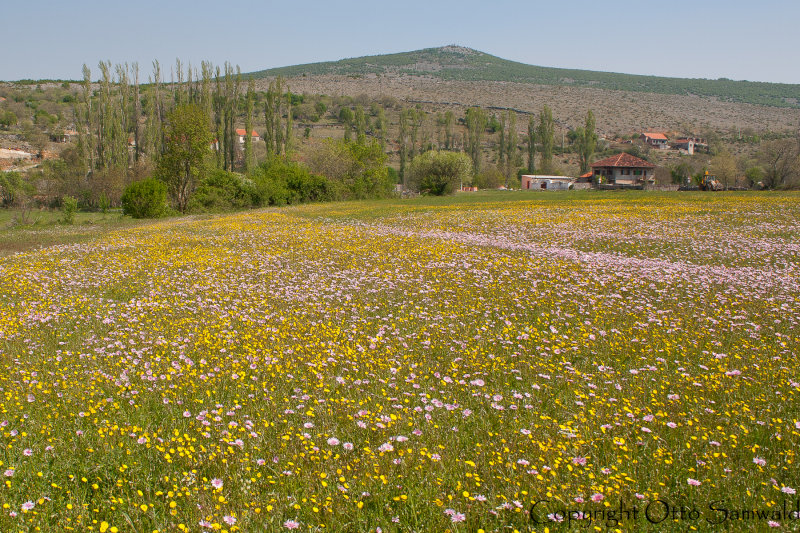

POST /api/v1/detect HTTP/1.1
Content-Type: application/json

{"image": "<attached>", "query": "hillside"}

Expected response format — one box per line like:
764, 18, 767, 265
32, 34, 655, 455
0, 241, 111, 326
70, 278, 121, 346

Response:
250, 46, 800, 109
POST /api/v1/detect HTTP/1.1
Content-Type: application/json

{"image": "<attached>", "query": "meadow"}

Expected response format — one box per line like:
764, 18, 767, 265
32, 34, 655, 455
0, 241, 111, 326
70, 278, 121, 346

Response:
1, 191, 799, 532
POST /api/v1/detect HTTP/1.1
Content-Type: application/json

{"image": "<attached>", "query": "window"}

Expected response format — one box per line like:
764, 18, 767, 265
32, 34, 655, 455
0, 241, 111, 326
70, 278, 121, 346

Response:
633, 169, 642, 176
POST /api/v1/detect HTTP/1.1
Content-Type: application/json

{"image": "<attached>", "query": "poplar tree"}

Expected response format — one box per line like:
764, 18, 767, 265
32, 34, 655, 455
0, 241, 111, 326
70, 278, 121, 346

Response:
504, 111, 519, 187
398, 108, 409, 187
537, 105, 555, 174
465, 107, 487, 173
526, 115, 536, 174
244, 79, 255, 171
576, 109, 597, 174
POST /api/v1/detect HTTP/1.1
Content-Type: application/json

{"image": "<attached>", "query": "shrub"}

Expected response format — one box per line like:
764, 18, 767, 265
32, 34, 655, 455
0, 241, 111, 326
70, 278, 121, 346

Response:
60, 196, 78, 225
408, 151, 473, 196
121, 179, 167, 219
251, 157, 338, 206
306, 140, 393, 200
188, 170, 253, 213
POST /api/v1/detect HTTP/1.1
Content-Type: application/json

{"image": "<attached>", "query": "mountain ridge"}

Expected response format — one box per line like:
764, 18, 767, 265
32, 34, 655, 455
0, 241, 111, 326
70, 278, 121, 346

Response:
248, 46, 800, 109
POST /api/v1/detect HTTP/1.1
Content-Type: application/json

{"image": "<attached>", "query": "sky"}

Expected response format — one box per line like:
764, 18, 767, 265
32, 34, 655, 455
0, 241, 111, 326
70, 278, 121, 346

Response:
2, 0, 799, 84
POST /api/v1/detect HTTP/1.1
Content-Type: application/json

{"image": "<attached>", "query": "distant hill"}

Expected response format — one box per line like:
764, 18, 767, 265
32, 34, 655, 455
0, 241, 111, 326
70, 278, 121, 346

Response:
249, 46, 800, 109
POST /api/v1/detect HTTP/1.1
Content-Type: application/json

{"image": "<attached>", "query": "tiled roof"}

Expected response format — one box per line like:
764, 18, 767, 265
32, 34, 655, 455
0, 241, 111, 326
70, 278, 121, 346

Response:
235, 129, 259, 137
642, 132, 668, 140
591, 153, 656, 169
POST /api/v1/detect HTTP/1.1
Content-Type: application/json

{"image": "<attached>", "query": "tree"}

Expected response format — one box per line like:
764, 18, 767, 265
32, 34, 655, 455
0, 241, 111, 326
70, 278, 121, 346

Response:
307, 139, 393, 199
465, 107, 487, 173
526, 115, 536, 174
709, 150, 738, 188
244, 79, 255, 172
537, 105, 555, 174
575, 109, 597, 174
408, 150, 473, 196
504, 111, 520, 187
156, 103, 212, 212
757, 139, 799, 188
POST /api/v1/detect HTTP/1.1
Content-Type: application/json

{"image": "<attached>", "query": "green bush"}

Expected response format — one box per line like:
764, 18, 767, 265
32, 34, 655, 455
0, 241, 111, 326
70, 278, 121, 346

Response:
251, 158, 338, 206
188, 170, 253, 213
408, 151, 473, 195
121, 178, 167, 219
60, 196, 78, 225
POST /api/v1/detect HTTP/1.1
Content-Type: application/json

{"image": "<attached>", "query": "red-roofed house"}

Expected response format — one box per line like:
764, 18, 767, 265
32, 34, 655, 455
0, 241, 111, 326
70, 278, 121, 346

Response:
640, 132, 668, 149
591, 153, 656, 186
236, 129, 260, 144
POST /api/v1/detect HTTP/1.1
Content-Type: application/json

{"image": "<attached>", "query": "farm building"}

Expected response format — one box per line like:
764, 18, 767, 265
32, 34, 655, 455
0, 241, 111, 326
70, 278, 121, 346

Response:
236, 129, 260, 144
640, 132, 668, 149
672, 138, 695, 154
591, 153, 656, 186
520, 175, 575, 190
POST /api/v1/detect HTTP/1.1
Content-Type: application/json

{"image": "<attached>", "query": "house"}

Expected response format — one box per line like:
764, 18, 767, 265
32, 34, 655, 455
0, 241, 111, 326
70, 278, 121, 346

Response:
53, 129, 79, 143
590, 153, 656, 186
672, 139, 695, 155
235, 129, 260, 144
640, 132, 668, 149
521, 175, 575, 190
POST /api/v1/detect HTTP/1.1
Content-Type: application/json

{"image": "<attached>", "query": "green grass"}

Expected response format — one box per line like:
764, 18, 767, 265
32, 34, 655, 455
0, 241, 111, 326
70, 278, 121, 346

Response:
0, 192, 799, 531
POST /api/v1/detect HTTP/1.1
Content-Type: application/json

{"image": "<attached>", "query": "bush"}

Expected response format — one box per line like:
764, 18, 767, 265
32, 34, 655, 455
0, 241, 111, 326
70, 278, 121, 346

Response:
60, 196, 78, 225
188, 170, 253, 213
408, 151, 473, 196
307, 140, 393, 200
251, 158, 338, 206
121, 179, 168, 219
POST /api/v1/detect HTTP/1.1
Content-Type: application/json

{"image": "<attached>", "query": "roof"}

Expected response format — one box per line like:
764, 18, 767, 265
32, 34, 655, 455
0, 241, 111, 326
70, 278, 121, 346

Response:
579, 171, 593, 179
591, 153, 656, 169
642, 132, 668, 140
235, 129, 259, 137
521, 175, 574, 181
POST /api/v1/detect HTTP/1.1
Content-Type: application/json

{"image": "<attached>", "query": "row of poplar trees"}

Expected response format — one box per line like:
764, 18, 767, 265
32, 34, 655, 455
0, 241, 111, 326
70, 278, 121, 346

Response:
73, 60, 292, 204
398, 105, 597, 189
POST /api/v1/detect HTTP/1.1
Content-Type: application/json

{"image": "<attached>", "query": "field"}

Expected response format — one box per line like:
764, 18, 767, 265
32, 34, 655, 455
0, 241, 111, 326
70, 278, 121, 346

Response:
1, 191, 799, 532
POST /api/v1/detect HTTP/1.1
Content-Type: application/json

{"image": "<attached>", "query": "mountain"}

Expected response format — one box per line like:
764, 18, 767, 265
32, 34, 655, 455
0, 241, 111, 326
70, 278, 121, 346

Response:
249, 46, 800, 109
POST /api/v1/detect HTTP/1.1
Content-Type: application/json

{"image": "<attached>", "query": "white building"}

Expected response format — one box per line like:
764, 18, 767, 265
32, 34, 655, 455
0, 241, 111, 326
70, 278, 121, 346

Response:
520, 175, 576, 190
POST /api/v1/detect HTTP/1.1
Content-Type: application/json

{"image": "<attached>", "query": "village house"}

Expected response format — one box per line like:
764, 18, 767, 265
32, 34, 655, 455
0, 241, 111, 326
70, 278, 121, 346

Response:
236, 129, 260, 144
591, 153, 656, 186
672, 138, 695, 155
520, 175, 576, 190
640, 132, 668, 149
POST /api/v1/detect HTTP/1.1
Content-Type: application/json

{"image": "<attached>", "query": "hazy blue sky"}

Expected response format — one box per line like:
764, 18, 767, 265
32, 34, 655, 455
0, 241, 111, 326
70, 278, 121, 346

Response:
3, 0, 799, 84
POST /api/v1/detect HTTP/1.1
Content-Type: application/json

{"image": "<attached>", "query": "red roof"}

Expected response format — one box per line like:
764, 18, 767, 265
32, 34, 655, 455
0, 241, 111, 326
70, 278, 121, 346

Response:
642, 132, 668, 141
591, 153, 655, 169
579, 171, 593, 178
236, 129, 259, 137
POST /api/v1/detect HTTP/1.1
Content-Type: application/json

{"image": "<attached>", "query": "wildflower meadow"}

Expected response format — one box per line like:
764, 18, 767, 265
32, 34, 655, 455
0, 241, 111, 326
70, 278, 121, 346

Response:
1, 191, 799, 532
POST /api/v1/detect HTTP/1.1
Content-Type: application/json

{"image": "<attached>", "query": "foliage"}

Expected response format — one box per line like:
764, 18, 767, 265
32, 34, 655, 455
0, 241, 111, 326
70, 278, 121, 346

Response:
0, 172, 35, 208
408, 151, 473, 195
757, 139, 800, 188
155, 103, 213, 212
0, 110, 17, 128
669, 162, 693, 185
307, 139, 393, 200
745, 166, 764, 188
188, 170, 254, 213
537, 105, 555, 174
121, 178, 168, 218
473, 165, 504, 189
250, 157, 337, 207
574, 110, 597, 174
60, 196, 78, 225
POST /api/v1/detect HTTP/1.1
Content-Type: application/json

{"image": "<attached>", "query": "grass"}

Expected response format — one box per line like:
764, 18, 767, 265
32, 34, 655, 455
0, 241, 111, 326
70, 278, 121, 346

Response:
0, 191, 799, 532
